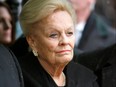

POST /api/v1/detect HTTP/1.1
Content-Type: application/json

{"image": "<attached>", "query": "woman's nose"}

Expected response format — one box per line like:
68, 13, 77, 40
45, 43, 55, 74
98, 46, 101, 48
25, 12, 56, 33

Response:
3, 20, 12, 30
59, 34, 69, 45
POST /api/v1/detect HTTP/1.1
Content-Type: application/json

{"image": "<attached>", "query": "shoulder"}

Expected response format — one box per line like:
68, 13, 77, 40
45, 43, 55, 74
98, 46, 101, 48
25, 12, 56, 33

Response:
66, 61, 98, 84
18, 52, 35, 67
0, 44, 19, 65
65, 61, 99, 87
0, 44, 9, 53
0, 44, 24, 87
0, 44, 14, 62
67, 61, 96, 77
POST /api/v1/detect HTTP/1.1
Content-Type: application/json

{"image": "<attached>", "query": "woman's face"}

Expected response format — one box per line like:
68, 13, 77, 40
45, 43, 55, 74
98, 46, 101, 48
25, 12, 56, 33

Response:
0, 7, 12, 44
29, 11, 75, 65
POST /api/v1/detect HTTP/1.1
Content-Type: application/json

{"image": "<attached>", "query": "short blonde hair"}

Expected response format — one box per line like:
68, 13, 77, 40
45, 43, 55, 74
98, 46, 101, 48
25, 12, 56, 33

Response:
20, 0, 76, 36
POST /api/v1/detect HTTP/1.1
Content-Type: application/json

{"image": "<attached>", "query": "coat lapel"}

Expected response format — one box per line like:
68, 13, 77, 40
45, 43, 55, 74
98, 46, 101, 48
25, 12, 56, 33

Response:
77, 12, 96, 49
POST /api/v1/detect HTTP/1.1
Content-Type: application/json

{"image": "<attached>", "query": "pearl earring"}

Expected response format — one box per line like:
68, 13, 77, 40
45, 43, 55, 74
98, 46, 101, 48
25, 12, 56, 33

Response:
32, 50, 38, 56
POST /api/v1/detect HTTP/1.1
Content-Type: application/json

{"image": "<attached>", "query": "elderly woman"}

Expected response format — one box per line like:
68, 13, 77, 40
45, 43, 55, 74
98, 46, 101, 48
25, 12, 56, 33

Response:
19, 0, 99, 87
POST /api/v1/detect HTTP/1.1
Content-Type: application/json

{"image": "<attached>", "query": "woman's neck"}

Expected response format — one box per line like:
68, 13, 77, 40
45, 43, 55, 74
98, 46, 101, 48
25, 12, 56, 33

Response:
52, 72, 66, 86
37, 58, 66, 86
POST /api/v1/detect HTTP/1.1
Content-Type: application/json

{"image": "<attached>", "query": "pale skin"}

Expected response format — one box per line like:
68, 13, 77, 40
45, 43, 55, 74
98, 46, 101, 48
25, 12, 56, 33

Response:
27, 10, 75, 86
0, 7, 12, 44
69, 0, 96, 23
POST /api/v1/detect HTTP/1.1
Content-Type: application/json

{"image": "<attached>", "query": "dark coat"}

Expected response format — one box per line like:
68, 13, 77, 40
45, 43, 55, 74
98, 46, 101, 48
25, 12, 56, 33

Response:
75, 44, 116, 87
18, 52, 99, 87
0, 44, 24, 87
10, 34, 29, 58
75, 11, 116, 53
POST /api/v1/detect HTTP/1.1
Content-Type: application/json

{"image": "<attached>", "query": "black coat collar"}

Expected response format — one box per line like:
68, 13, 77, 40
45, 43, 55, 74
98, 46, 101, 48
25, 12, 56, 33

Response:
20, 52, 97, 87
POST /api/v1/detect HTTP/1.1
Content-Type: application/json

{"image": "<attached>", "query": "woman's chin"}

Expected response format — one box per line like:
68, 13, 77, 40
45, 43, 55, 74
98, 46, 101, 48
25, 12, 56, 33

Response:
59, 56, 73, 64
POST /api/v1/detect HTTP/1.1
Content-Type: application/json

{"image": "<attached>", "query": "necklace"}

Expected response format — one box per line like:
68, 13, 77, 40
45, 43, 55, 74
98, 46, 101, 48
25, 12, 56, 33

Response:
48, 71, 66, 86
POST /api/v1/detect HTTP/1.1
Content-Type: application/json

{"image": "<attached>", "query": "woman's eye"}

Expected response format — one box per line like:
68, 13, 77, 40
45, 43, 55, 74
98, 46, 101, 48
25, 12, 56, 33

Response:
49, 33, 58, 38
67, 31, 73, 36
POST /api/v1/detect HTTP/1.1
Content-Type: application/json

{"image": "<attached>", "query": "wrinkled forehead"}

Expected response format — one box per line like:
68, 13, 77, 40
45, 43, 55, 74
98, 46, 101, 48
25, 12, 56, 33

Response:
30, 11, 73, 33
34, 10, 72, 27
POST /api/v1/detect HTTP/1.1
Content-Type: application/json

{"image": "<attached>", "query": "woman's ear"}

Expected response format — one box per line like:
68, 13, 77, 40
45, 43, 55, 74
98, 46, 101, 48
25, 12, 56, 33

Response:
26, 35, 35, 50
26, 35, 38, 56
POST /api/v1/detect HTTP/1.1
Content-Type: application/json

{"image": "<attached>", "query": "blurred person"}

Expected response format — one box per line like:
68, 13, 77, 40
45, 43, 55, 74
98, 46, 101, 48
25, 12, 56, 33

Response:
5, 0, 29, 58
0, 2, 15, 46
74, 1, 116, 86
19, 0, 99, 87
0, 44, 24, 87
69, 0, 116, 53
74, 43, 116, 87
5, 0, 23, 39
0, 3, 24, 86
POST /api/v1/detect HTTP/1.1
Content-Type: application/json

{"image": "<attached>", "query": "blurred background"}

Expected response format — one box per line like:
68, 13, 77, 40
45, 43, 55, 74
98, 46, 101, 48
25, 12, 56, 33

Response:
0, 0, 116, 58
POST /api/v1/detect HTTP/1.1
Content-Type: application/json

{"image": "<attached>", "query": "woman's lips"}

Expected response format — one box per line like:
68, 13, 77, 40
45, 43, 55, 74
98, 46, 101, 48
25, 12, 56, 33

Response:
56, 50, 71, 53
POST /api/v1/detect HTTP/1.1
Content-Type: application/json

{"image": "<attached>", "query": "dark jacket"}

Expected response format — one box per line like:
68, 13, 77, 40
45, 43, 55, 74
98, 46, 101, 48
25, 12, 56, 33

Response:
75, 11, 116, 53
18, 52, 99, 87
0, 44, 24, 87
75, 44, 116, 87
10, 34, 29, 58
